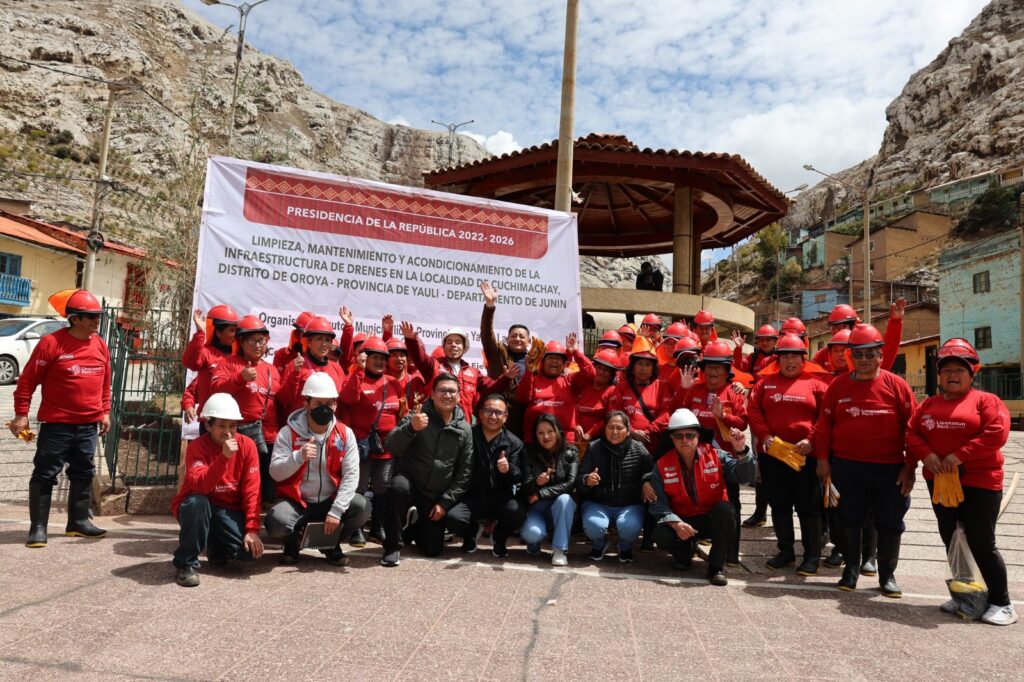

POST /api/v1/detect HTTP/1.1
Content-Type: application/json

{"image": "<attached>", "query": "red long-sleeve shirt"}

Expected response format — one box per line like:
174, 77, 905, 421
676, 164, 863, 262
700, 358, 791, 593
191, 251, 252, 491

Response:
813, 369, 916, 464
14, 329, 110, 423
673, 382, 748, 450
575, 383, 615, 440
747, 372, 828, 453
181, 376, 198, 411
171, 433, 261, 532
276, 355, 347, 415
406, 335, 510, 420
181, 330, 232, 413
210, 355, 281, 442
906, 389, 1009, 491
733, 346, 776, 376
337, 370, 404, 459
514, 350, 595, 442
608, 379, 674, 440
811, 317, 903, 371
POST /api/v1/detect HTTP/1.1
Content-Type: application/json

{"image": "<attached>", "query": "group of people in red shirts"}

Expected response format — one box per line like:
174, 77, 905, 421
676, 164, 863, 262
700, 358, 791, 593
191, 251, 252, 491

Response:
11, 285, 1015, 625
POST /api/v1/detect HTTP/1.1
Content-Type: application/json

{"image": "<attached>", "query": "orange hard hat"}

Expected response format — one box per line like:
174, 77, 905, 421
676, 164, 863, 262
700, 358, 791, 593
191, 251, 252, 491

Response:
629, 336, 657, 360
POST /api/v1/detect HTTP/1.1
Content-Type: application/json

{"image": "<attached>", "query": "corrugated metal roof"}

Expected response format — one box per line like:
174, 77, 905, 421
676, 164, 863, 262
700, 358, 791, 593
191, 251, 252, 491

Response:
0, 215, 85, 254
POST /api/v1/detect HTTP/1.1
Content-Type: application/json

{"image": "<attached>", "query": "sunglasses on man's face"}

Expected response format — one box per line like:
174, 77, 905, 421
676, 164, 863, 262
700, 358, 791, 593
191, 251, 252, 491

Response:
850, 350, 880, 359
670, 431, 699, 441
77, 313, 101, 320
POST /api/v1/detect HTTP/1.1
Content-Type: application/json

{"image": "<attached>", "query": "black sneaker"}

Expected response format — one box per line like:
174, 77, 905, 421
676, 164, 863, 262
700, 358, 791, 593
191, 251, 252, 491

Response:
708, 569, 728, 586
741, 513, 766, 528
491, 540, 508, 558
462, 535, 478, 554
618, 548, 635, 564
824, 548, 844, 568
860, 558, 878, 576
349, 528, 367, 548
175, 566, 200, 587
639, 537, 655, 552
326, 547, 349, 567
280, 540, 299, 565
380, 549, 401, 567
588, 545, 606, 562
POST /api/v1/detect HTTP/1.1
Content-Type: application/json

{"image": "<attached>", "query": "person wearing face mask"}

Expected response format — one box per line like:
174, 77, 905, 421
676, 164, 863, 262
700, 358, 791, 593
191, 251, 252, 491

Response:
266, 373, 366, 566
906, 339, 1016, 626
520, 414, 578, 566
181, 304, 239, 425
515, 334, 594, 445
338, 336, 404, 546
814, 324, 917, 597
649, 409, 754, 586
277, 315, 347, 415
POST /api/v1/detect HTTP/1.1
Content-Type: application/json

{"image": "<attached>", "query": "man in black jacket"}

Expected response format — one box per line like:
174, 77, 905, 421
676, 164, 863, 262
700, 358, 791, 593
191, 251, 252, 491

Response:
381, 373, 473, 566
460, 394, 526, 558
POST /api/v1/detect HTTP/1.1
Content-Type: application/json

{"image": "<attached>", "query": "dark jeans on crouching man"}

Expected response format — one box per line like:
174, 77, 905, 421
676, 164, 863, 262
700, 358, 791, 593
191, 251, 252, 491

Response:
264, 494, 369, 546
653, 500, 735, 571
384, 474, 471, 557
173, 494, 253, 569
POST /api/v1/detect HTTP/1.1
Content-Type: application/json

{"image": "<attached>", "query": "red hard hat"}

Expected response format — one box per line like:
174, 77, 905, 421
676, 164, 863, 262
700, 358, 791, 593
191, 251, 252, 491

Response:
664, 322, 688, 339
848, 323, 883, 349
542, 340, 568, 359
207, 304, 239, 326
641, 313, 661, 328
694, 310, 715, 326
617, 324, 637, 339
828, 304, 858, 325
303, 315, 336, 338
236, 314, 268, 336
673, 336, 701, 357
780, 317, 806, 337
65, 289, 103, 315
294, 311, 314, 330
353, 332, 367, 346
701, 340, 732, 364
755, 324, 779, 339
593, 348, 623, 370
775, 333, 807, 354
598, 330, 623, 347
827, 329, 852, 346
936, 338, 981, 373
361, 336, 389, 356
386, 338, 408, 353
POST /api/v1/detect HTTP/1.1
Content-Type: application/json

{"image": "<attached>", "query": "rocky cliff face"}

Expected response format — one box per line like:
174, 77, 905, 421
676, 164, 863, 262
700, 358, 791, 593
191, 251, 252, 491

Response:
787, 0, 1024, 228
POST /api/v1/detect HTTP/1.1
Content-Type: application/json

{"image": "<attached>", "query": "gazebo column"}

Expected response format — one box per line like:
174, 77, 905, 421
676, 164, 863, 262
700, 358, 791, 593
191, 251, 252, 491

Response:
672, 185, 693, 293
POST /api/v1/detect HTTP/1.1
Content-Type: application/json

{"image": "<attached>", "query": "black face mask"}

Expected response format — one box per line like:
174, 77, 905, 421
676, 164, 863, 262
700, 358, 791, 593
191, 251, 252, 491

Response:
310, 405, 334, 426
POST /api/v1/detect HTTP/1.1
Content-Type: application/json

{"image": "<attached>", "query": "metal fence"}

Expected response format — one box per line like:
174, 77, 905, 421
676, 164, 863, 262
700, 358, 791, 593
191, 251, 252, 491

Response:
101, 305, 185, 488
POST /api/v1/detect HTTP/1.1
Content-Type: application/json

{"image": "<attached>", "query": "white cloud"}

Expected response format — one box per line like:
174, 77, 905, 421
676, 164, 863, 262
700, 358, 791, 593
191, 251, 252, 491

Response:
387, 116, 411, 127
459, 129, 522, 156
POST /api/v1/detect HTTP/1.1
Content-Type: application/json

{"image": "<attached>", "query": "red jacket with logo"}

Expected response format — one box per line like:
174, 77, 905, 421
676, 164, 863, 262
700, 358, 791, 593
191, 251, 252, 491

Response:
275, 423, 348, 504
905, 389, 1008, 491
655, 446, 729, 518
747, 372, 828, 452
407, 336, 510, 421
813, 369, 916, 464
171, 433, 261, 532
277, 355, 347, 415
515, 350, 595, 443
14, 328, 111, 423
575, 383, 615, 441
673, 382, 748, 450
608, 379, 673, 439
337, 370, 404, 459
210, 355, 281, 442
182, 330, 230, 412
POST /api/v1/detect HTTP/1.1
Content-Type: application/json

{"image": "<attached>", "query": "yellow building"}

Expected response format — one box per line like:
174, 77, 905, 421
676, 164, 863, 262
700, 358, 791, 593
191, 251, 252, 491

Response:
0, 213, 82, 316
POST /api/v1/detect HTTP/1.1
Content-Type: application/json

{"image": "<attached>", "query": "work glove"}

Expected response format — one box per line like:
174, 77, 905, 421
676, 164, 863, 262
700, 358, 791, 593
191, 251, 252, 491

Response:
766, 437, 806, 472
932, 470, 964, 508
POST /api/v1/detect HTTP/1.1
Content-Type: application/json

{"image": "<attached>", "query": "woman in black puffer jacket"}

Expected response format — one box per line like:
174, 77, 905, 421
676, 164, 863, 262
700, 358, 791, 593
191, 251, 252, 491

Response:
578, 411, 654, 563
519, 413, 579, 566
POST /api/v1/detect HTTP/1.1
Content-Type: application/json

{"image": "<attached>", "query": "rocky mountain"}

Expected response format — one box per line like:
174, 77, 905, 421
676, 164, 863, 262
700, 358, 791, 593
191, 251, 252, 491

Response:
787, 0, 1024, 229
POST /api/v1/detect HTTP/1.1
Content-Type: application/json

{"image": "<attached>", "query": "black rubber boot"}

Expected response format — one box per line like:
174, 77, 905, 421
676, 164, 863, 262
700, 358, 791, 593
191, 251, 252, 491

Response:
742, 484, 768, 527
766, 506, 796, 569
796, 516, 821, 576
349, 528, 366, 548
837, 526, 861, 592
860, 524, 878, 576
640, 512, 656, 551
65, 479, 106, 538
26, 479, 52, 548
367, 495, 386, 544
877, 531, 903, 598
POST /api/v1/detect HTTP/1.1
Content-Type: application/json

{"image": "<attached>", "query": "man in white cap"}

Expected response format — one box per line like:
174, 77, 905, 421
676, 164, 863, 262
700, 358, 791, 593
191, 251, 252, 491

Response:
266, 372, 367, 566
171, 392, 264, 587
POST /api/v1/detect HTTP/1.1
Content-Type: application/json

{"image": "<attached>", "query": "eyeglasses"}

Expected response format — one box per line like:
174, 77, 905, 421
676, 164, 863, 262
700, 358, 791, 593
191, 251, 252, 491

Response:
850, 349, 880, 359
481, 408, 506, 418
434, 388, 458, 396
241, 336, 268, 346
78, 313, 101, 320
670, 431, 699, 440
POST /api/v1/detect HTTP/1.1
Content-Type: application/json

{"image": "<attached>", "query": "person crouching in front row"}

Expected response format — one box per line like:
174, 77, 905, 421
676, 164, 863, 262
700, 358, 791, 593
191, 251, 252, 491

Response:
649, 408, 755, 586
171, 393, 264, 587
265, 372, 368, 567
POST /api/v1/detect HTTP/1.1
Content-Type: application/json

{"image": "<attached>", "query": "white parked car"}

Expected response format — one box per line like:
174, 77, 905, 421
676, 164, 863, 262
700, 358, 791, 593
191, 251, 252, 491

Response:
0, 317, 69, 385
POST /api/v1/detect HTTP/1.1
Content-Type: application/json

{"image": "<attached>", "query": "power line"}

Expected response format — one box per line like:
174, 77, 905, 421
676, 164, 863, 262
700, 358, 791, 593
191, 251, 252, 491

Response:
0, 168, 100, 183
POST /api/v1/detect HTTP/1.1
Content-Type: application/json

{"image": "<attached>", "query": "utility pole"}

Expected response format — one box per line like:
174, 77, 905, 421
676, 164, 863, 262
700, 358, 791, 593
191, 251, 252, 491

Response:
1018, 192, 1023, 391
863, 188, 872, 321
430, 119, 474, 168
553, 0, 579, 213
84, 82, 128, 291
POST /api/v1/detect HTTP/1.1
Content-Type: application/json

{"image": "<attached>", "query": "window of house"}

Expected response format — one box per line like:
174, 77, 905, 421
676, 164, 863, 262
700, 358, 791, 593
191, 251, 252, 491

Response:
869, 240, 876, 252
0, 252, 22, 277
815, 293, 827, 304
972, 271, 990, 294
975, 326, 992, 350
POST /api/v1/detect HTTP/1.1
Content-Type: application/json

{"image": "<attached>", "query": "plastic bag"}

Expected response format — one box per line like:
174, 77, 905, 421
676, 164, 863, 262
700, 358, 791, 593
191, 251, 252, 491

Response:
945, 524, 988, 621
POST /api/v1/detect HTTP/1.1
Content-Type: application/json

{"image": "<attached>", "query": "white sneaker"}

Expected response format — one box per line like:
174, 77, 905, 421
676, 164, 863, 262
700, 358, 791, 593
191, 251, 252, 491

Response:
981, 604, 1018, 626
552, 549, 568, 567
939, 598, 957, 614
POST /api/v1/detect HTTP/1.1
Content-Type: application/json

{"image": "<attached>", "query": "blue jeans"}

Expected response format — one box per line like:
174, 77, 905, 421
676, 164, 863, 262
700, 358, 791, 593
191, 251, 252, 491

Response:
173, 494, 253, 569
581, 501, 644, 551
520, 494, 577, 551
31, 422, 98, 485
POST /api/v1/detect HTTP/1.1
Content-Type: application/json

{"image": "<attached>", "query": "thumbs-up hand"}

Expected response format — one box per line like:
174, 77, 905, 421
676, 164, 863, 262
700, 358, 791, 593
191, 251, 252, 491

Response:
496, 450, 509, 474
411, 403, 429, 432
536, 467, 553, 487
241, 365, 257, 382
586, 467, 601, 487
301, 440, 318, 461
293, 356, 304, 371
222, 437, 239, 460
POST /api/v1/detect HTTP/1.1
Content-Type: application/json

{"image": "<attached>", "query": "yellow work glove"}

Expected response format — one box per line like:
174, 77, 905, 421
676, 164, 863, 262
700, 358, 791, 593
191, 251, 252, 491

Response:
932, 471, 963, 508
766, 438, 806, 472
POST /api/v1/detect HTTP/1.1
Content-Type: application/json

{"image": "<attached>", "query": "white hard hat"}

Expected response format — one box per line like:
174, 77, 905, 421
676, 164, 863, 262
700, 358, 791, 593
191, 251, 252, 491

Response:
668, 408, 701, 431
443, 327, 470, 349
201, 393, 243, 421
302, 371, 339, 399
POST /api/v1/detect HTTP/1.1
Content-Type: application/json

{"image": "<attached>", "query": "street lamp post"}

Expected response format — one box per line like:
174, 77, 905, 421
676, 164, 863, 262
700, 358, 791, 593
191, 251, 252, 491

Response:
804, 164, 873, 321
201, 0, 272, 151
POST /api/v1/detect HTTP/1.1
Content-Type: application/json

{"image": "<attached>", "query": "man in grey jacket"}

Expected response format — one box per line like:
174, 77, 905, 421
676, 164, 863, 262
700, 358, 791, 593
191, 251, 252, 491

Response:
381, 373, 473, 566
265, 373, 368, 566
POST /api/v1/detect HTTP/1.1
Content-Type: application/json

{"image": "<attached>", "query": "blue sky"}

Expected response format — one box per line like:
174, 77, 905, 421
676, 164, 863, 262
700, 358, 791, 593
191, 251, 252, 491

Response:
184, 0, 989, 265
